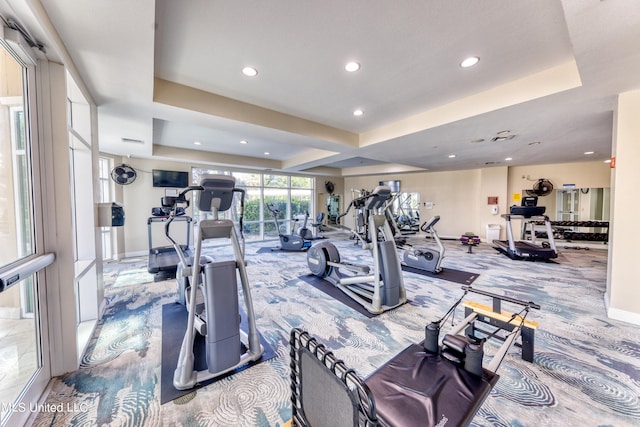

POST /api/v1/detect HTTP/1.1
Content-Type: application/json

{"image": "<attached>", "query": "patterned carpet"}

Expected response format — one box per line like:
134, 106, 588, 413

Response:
32, 234, 639, 426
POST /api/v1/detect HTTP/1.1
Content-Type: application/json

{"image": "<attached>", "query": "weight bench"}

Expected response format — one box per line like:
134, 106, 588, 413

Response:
288, 286, 539, 427
460, 232, 481, 253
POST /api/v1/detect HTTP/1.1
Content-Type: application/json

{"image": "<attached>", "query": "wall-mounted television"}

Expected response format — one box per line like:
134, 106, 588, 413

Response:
152, 169, 189, 188
379, 180, 400, 193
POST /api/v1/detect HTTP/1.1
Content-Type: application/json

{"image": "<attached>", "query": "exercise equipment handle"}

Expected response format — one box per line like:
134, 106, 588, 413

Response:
461, 286, 540, 310
234, 187, 246, 256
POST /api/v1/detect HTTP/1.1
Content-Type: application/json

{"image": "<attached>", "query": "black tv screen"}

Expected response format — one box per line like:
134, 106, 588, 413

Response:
379, 180, 400, 193
152, 170, 189, 188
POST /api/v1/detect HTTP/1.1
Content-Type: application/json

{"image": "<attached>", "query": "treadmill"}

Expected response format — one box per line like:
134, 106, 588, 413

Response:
147, 206, 193, 281
493, 196, 558, 261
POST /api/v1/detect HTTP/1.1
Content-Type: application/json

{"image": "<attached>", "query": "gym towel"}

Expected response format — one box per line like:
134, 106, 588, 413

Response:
160, 303, 276, 404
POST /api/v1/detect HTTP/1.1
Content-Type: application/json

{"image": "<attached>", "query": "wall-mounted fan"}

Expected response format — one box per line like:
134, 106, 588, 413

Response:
110, 164, 137, 185
325, 181, 335, 194
526, 178, 554, 197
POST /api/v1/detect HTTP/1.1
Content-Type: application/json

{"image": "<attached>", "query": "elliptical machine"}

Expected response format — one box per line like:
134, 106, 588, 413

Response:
267, 203, 312, 251
164, 174, 264, 390
307, 185, 407, 314
402, 215, 445, 274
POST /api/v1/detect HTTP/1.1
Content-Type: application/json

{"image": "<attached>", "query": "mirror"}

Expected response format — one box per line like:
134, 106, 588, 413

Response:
327, 195, 340, 225
388, 192, 421, 234
555, 188, 610, 222
520, 188, 610, 222
520, 187, 610, 243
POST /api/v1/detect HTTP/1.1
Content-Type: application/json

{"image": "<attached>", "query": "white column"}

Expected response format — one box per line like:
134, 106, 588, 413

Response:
606, 89, 640, 325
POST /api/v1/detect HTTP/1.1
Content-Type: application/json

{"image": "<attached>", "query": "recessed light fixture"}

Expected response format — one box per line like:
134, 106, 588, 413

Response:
353, 109, 364, 116
448, 154, 456, 158
242, 66, 258, 77
193, 141, 201, 145
584, 151, 594, 155
460, 56, 479, 68
345, 61, 360, 72
240, 140, 248, 144
604, 159, 611, 164
505, 157, 513, 161
264, 151, 270, 155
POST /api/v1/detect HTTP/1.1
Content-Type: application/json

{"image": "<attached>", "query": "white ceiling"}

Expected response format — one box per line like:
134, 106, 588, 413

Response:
8, 0, 640, 175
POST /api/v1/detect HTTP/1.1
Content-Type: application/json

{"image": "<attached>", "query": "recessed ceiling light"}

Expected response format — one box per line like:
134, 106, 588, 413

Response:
584, 151, 594, 155
193, 141, 201, 145
505, 157, 513, 161
448, 154, 456, 158
242, 66, 258, 77
264, 151, 270, 155
240, 140, 248, 144
353, 109, 364, 116
604, 159, 611, 163
460, 56, 479, 68
345, 62, 360, 72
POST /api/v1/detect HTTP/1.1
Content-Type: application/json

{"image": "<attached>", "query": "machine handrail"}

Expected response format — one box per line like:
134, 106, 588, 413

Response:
163, 187, 198, 270
461, 285, 540, 310
421, 215, 441, 231
163, 183, 248, 263
337, 187, 390, 224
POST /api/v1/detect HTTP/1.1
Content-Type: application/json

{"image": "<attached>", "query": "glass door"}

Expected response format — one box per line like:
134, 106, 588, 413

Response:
556, 189, 580, 221
0, 35, 52, 426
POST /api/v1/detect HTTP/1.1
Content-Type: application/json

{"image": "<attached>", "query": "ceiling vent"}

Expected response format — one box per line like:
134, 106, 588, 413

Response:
121, 137, 144, 144
490, 135, 516, 142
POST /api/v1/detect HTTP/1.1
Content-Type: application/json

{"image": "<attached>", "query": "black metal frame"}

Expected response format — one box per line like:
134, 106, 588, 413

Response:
289, 328, 378, 427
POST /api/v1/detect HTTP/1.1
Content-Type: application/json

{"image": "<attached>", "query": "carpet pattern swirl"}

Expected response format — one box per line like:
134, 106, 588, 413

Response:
32, 235, 639, 426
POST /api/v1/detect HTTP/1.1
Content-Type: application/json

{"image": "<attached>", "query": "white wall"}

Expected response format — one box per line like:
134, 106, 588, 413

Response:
345, 169, 498, 239
342, 163, 609, 241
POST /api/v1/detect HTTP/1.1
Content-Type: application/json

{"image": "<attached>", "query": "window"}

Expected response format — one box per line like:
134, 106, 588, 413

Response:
191, 167, 315, 241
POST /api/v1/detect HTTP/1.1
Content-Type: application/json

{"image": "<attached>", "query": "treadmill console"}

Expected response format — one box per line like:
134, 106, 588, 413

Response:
510, 196, 545, 217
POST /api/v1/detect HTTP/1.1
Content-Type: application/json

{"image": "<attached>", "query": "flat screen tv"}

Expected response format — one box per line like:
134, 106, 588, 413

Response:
379, 180, 400, 193
152, 169, 189, 188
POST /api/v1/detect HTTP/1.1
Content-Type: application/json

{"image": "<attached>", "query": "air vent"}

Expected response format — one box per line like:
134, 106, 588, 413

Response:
485, 161, 501, 165
490, 135, 516, 142
121, 137, 144, 144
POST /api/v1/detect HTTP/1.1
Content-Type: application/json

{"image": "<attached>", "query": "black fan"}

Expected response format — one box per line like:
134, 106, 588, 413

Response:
526, 178, 554, 197
325, 181, 335, 194
110, 164, 137, 185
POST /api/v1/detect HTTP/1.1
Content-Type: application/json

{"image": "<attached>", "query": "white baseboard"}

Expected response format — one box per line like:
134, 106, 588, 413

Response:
607, 306, 640, 326
123, 250, 147, 259
0, 306, 21, 319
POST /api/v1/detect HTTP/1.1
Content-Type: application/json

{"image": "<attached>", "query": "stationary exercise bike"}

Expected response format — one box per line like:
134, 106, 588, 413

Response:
164, 174, 264, 390
307, 185, 407, 314
297, 211, 326, 240
296, 210, 313, 240
267, 203, 312, 251
402, 215, 445, 273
